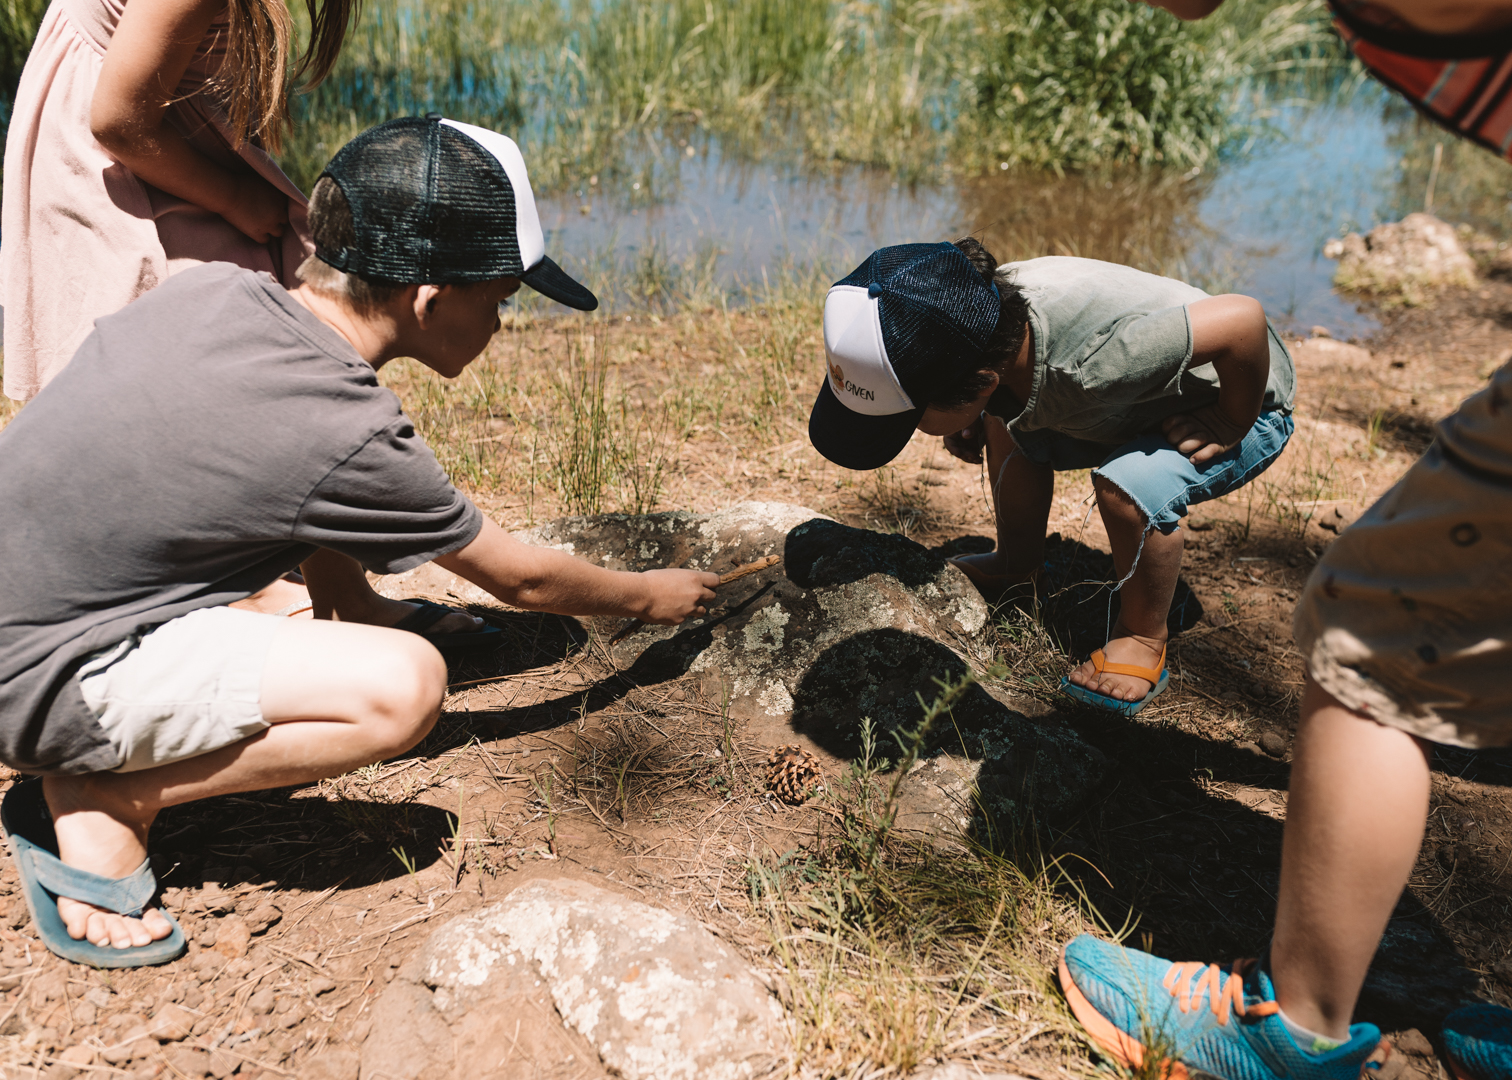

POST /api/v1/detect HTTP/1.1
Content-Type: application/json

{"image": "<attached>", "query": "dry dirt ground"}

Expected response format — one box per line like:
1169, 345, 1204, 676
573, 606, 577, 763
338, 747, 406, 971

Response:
1, 282, 1511, 1080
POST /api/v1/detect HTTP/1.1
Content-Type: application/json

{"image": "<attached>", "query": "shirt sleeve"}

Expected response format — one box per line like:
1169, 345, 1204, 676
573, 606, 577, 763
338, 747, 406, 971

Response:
1075, 304, 1195, 405
293, 417, 484, 574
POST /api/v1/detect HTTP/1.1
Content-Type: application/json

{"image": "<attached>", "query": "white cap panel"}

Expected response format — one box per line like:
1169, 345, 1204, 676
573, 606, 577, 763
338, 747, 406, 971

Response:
439, 118, 546, 271
822, 285, 914, 416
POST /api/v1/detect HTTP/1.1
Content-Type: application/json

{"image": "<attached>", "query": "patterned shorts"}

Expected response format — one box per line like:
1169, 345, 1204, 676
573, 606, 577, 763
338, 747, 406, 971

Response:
1293, 363, 1512, 749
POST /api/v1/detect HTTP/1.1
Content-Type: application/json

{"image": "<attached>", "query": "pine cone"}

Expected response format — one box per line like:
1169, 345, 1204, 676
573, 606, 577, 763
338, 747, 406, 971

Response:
764, 745, 820, 805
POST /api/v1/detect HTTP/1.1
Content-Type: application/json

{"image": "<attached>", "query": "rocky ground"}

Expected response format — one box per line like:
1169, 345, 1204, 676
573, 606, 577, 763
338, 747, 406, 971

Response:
1, 273, 1510, 1080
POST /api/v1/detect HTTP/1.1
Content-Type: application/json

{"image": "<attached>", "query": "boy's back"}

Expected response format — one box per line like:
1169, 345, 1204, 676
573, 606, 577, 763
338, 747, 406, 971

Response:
0, 261, 480, 773
1001, 256, 1295, 447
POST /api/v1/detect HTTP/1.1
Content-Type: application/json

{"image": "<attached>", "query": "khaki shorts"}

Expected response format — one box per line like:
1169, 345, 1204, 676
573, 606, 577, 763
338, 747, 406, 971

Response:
78, 607, 281, 772
1293, 363, 1512, 749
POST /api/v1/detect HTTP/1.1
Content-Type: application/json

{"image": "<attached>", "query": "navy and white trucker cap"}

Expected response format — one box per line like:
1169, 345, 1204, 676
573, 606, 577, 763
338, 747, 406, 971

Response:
808, 243, 1001, 471
316, 115, 597, 310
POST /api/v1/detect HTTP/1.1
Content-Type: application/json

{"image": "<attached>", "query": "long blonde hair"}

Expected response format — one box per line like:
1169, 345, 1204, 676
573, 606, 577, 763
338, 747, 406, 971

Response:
212, 0, 359, 153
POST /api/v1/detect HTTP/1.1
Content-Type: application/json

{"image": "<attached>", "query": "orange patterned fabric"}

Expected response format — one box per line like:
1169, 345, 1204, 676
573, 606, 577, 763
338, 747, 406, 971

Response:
1329, 0, 1512, 159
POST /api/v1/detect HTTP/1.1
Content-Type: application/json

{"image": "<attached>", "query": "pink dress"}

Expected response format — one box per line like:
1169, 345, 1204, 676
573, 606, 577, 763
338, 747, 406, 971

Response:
1, 0, 312, 401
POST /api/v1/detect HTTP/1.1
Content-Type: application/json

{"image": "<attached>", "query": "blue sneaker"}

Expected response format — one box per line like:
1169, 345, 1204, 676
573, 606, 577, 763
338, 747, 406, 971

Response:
1444, 1004, 1512, 1080
1059, 935, 1384, 1080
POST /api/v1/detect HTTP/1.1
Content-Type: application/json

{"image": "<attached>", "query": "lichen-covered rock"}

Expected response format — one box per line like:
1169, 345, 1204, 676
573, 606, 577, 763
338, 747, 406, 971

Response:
359, 879, 783, 1080
518, 502, 1106, 830
1324, 213, 1476, 303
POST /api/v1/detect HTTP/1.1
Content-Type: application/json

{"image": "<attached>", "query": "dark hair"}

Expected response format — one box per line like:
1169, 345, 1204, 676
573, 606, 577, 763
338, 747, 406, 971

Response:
928, 237, 1030, 410
297, 177, 404, 310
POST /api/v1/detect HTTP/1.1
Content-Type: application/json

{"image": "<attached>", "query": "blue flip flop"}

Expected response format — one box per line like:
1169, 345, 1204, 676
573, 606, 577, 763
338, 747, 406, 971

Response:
1, 779, 186, 968
1060, 645, 1169, 717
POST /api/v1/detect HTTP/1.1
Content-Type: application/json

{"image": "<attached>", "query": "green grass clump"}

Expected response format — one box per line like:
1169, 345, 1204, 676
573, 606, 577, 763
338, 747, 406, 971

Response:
275, 0, 1352, 193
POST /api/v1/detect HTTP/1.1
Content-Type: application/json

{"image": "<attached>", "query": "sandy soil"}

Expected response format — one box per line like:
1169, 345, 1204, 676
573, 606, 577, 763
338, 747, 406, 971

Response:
1, 281, 1510, 1080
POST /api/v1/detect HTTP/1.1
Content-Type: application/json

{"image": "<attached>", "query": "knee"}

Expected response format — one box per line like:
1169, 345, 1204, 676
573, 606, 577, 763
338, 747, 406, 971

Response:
1093, 475, 1145, 527
364, 638, 445, 752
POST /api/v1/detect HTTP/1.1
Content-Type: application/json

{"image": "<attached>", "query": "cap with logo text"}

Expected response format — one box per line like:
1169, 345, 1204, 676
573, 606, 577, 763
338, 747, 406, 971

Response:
316, 115, 597, 310
808, 243, 1001, 470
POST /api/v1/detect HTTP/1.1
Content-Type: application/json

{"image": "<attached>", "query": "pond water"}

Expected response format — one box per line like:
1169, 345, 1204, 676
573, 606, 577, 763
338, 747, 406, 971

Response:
533, 92, 1411, 338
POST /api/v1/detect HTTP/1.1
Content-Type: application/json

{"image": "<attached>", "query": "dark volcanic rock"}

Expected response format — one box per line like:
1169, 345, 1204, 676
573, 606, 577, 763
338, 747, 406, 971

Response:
518, 502, 1106, 831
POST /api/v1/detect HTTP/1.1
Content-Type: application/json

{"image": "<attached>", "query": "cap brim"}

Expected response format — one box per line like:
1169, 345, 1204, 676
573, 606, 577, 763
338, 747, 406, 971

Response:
520, 254, 598, 311
807, 378, 922, 471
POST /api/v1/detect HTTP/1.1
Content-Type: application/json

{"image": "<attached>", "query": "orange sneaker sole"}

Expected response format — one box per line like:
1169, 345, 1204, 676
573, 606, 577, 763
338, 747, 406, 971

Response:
1058, 950, 1189, 1080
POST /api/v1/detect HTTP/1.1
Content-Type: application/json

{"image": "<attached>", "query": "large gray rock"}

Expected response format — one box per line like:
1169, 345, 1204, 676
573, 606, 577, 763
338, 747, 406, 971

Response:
359, 879, 783, 1080
518, 502, 1106, 830
1325, 212, 1476, 302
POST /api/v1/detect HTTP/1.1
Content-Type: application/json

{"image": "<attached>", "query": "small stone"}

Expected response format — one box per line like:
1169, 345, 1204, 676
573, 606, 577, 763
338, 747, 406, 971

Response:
168, 1046, 213, 1079
247, 987, 275, 1016
300, 1048, 360, 1080
192, 950, 225, 977
149, 1002, 195, 1042
297, 949, 319, 966
1237, 741, 1265, 758
1220, 690, 1242, 703
277, 1008, 300, 1029
200, 890, 234, 915
1259, 731, 1287, 757
72, 1000, 97, 1026
58, 1044, 96, 1066
1395, 1028, 1434, 1056
208, 1048, 239, 1078
84, 986, 113, 1008
245, 904, 282, 935
100, 1026, 150, 1065
212, 915, 251, 959
309, 976, 337, 996
197, 926, 218, 948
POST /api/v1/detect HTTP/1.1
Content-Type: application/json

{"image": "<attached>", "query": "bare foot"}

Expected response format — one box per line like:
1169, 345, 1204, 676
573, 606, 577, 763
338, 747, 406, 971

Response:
41, 777, 174, 950
368, 596, 485, 636
1067, 630, 1167, 702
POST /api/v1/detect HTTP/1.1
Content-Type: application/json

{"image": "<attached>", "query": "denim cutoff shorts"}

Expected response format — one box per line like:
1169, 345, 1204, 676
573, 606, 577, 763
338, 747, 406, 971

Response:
1012, 409, 1294, 533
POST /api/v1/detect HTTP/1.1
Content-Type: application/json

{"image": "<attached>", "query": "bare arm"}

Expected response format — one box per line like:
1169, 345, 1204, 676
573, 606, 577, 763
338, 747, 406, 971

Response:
91, 0, 290, 242
435, 518, 719, 624
1161, 293, 1271, 464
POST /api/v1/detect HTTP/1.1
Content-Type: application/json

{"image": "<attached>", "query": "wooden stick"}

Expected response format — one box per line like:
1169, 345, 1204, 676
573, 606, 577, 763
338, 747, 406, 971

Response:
608, 555, 782, 645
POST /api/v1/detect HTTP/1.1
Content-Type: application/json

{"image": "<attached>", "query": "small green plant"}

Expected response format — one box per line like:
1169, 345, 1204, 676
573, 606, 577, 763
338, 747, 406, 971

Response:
531, 768, 558, 856
391, 845, 421, 897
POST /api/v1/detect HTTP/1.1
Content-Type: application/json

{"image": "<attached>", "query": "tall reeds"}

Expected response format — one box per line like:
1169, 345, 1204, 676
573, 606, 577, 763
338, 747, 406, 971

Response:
276, 0, 1352, 192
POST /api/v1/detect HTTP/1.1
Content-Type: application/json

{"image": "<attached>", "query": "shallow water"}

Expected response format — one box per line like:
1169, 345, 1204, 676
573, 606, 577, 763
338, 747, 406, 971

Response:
535, 94, 1408, 338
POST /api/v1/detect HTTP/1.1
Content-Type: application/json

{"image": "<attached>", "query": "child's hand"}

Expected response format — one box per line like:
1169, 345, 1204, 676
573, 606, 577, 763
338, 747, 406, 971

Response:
219, 173, 290, 244
943, 414, 987, 464
636, 569, 720, 625
1161, 405, 1251, 464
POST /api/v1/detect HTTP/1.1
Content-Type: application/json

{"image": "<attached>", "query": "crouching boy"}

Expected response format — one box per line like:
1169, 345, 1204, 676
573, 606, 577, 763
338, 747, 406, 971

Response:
808, 240, 1294, 715
0, 117, 718, 966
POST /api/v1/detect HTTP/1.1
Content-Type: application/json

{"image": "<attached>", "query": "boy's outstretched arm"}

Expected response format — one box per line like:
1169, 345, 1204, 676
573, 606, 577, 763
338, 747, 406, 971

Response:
436, 518, 719, 625
1161, 293, 1271, 464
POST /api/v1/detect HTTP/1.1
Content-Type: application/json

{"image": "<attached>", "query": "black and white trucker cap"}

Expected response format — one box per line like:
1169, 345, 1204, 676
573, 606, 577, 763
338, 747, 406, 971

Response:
808, 243, 1001, 470
316, 115, 597, 310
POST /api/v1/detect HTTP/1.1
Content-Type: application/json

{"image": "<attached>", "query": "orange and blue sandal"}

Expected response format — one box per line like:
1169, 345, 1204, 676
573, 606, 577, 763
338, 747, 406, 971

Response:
1444, 1004, 1512, 1080
1060, 645, 1169, 717
1058, 935, 1386, 1080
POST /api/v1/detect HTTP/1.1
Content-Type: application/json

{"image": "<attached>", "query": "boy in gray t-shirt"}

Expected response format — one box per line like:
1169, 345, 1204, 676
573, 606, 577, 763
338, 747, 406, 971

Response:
808, 239, 1293, 716
0, 118, 718, 967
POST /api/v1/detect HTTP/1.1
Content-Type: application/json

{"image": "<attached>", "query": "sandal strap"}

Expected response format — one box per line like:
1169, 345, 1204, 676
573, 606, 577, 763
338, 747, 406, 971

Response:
23, 845, 155, 918
391, 598, 453, 634
1089, 646, 1167, 685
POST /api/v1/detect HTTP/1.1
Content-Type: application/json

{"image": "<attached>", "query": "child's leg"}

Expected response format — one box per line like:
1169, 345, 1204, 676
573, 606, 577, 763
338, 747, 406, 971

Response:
1270, 677, 1431, 1040
1065, 477, 1181, 701
45, 617, 445, 950
300, 548, 484, 633
952, 415, 1053, 585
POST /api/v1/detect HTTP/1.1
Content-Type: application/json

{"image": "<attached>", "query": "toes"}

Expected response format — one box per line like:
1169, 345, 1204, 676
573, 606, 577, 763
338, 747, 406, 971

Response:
142, 909, 174, 942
